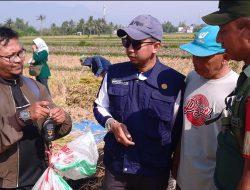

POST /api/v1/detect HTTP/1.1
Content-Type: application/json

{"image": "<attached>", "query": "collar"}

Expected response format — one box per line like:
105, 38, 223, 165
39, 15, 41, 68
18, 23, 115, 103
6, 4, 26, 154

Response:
137, 73, 147, 80
0, 76, 22, 86
119, 60, 158, 82
118, 63, 138, 81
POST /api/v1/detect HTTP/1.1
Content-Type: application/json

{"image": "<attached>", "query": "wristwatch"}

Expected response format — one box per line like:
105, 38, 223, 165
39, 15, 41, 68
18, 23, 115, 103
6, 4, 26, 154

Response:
18, 109, 31, 123
105, 118, 116, 132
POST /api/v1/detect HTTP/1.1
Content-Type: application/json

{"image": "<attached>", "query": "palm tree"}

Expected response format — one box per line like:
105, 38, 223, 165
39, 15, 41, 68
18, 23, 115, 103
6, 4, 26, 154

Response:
5, 18, 13, 28
77, 19, 85, 35
37, 15, 46, 36
86, 16, 94, 37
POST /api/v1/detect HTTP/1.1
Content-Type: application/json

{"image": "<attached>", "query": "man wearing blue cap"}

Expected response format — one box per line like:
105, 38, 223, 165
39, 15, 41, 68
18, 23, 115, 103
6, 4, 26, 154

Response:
176, 25, 238, 190
203, 1, 250, 190
93, 15, 185, 190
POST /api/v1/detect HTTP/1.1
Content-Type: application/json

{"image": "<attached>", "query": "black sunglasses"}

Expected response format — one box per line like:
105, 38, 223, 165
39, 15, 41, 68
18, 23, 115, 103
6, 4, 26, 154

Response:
121, 38, 155, 50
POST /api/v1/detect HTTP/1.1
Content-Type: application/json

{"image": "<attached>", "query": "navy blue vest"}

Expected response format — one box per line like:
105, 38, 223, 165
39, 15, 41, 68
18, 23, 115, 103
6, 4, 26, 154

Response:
103, 60, 185, 176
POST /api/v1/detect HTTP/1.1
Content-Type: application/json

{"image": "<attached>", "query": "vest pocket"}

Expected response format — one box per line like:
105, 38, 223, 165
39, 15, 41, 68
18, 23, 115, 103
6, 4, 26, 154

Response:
108, 86, 129, 115
146, 92, 175, 145
148, 91, 175, 121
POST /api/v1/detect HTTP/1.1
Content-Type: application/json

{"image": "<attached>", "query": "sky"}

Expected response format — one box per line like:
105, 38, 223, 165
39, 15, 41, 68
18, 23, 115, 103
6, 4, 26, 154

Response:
0, 1, 219, 29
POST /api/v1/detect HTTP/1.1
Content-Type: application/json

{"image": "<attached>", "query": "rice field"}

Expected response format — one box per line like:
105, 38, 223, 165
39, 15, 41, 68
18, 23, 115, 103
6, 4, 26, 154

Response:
21, 34, 194, 58
21, 34, 200, 121
22, 53, 195, 122
21, 33, 243, 137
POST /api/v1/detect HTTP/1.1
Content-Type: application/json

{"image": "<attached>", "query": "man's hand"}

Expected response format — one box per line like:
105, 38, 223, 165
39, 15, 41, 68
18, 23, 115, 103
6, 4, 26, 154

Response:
27, 101, 50, 121
110, 120, 135, 147
50, 107, 66, 124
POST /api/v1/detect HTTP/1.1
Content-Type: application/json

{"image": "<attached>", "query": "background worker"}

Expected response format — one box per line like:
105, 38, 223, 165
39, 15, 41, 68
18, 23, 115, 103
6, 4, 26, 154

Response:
29, 37, 51, 94
80, 55, 111, 77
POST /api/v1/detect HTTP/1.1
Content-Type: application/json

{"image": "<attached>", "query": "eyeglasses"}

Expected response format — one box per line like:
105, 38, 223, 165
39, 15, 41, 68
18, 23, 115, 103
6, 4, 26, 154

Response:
121, 37, 155, 50
0, 48, 26, 63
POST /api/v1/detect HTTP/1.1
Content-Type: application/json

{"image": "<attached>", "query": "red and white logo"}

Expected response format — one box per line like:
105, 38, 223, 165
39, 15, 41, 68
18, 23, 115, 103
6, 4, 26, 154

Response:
184, 94, 213, 127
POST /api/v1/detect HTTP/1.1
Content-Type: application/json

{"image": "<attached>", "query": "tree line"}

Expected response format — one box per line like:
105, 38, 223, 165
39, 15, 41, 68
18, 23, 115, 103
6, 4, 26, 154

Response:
1, 15, 206, 36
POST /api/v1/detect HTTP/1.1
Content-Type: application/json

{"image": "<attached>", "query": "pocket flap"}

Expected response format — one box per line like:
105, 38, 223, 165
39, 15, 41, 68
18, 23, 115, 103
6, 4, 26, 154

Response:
151, 91, 175, 102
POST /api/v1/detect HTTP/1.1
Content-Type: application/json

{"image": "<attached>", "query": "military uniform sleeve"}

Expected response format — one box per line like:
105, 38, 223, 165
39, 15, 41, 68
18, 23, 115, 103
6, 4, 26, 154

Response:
243, 96, 250, 158
38, 82, 72, 139
0, 113, 24, 154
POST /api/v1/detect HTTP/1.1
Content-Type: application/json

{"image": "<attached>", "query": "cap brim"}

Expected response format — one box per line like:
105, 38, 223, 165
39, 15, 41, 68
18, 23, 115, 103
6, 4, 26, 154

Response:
117, 27, 150, 40
180, 42, 225, 57
202, 11, 238, 25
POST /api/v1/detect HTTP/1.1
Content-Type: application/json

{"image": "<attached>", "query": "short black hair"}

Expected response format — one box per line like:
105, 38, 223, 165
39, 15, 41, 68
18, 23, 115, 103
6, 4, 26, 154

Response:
0, 27, 19, 46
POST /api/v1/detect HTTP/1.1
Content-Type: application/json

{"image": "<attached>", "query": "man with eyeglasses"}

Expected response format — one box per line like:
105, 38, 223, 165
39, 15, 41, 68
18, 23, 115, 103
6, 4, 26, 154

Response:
0, 27, 72, 189
94, 15, 185, 190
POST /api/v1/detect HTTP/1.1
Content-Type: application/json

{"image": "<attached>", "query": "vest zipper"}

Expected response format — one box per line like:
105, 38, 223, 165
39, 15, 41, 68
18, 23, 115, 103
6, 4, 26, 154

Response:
9, 86, 19, 188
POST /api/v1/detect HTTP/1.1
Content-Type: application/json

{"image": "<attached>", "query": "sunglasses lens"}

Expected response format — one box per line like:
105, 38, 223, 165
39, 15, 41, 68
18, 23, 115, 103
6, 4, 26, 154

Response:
122, 38, 142, 50
131, 40, 141, 50
122, 38, 130, 48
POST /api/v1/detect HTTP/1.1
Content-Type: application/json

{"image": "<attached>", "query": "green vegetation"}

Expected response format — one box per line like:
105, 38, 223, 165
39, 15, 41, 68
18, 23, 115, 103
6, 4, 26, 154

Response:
1, 16, 121, 36
2, 18, 38, 36
1, 16, 205, 37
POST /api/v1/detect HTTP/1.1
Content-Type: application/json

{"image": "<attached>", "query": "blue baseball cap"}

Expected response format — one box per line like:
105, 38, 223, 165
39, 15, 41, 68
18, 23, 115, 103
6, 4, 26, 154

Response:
117, 15, 163, 41
180, 25, 225, 57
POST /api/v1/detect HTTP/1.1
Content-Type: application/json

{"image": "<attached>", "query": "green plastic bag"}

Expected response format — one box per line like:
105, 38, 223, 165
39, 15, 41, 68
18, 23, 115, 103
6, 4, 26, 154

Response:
51, 130, 99, 180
